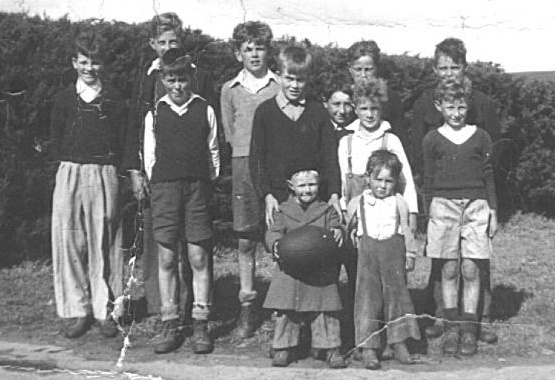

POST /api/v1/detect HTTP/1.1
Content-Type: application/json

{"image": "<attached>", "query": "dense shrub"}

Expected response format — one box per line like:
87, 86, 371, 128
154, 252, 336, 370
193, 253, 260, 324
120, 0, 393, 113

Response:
0, 12, 553, 266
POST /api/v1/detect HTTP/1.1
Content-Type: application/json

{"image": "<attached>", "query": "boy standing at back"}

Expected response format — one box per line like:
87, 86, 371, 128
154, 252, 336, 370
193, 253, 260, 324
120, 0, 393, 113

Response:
144, 48, 219, 354
411, 38, 500, 343
220, 21, 280, 338
423, 80, 497, 356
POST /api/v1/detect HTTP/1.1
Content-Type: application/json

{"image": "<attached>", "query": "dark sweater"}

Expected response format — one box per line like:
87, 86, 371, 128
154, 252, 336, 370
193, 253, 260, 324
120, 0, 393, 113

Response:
150, 100, 210, 183
411, 85, 500, 177
49, 84, 126, 166
249, 98, 341, 202
121, 63, 215, 171
422, 127, 497, 210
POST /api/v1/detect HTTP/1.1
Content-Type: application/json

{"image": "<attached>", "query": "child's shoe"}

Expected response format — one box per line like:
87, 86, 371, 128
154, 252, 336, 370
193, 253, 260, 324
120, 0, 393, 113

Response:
425, 320, 444, 339
326, 348, 348, 369
459, 332, 478, 356
393, 341, 421, 364
442, 308, 460, 355
381, 344, 394, 361
154, 319, 184, 354
479, 317, 498, 344
99, 315, 119, 338
192, 319, 213, 354
234, 302, 257, 338
361, 348, 380, 370
272, 349, 291, 367
63, 316, 91, 338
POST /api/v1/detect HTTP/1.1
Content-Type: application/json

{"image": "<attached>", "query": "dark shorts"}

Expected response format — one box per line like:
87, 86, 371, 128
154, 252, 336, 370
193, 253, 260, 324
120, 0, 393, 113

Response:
231, 157, 261, 233
151, 179, 213, 245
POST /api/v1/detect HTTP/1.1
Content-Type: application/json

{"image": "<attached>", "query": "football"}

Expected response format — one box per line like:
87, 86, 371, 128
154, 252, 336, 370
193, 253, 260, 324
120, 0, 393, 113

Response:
278, 225, 340, 280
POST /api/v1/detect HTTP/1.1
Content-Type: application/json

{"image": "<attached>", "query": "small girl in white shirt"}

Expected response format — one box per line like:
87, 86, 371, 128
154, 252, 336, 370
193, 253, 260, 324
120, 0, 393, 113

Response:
347, 149, 421, 370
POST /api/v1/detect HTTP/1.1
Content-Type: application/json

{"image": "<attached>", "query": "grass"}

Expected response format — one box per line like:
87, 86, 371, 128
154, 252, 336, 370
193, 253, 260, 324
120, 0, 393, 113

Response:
1, 212, 555, 366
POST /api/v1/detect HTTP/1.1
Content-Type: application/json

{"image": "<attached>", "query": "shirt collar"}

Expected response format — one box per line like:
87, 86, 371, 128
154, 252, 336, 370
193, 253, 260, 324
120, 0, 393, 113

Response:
229, 68, 279, 88
352, 119, 391, 141
275, 90, 306, 108
363, 189, 395, 206
157, 93, 203, 115
75, 78, 102, 102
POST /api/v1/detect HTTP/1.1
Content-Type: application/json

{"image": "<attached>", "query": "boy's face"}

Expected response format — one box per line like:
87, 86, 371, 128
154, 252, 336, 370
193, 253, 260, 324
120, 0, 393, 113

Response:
235, 41, 269, 77
434, 54, 465, 82
279, 69, 307, 102
325, 91, 354, 127
72, 53, 103, 86
367, 167, 396, 199
349, 55, 376, 84
161, 73, 192, 106
435, 98, 468, 130
288, 171, 319, 205
150, 30, 180, 58
355, 97, 382, 132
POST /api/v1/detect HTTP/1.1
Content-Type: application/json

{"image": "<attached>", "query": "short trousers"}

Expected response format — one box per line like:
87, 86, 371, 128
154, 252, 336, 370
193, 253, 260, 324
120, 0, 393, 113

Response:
231, 157, 261, 233
426, 197, 492, 260
151, 178, 213, 245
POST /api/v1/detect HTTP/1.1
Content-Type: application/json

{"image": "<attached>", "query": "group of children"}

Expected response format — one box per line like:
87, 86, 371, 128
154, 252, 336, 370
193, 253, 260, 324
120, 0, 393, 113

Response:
49, 13, 499, 370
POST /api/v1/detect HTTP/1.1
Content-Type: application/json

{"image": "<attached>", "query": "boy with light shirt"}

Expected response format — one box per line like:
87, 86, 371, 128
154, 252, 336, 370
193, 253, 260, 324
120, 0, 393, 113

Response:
220, 21, 280, 338
50, 31, 125, 339
249, 45, 342, 227
423, 79, 497, 356
411, 38, 500, 343
143, 48, 219, 355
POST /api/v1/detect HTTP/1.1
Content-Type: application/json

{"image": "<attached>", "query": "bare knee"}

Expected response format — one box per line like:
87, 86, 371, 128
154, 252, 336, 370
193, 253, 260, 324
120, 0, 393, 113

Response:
188, 242, 211, 270
461, 259, 479, 282
158, 244, 177, 271
442, 260, 459, 281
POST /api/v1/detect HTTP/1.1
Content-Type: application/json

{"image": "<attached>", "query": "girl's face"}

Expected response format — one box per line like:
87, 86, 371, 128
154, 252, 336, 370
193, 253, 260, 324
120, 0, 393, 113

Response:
349, 55, 377, 83
367, 167, 396, 199
355, 97, 382, 132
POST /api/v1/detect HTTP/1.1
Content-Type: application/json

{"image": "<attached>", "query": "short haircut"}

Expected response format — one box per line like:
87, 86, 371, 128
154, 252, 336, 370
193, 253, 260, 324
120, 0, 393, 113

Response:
321, 74, 353, 102
366, 149, 403, 180
434, 78, 471, 103
277, 45, 312, 75
232, 21, 273, 50
160, 48, 194, 77
352, 78, 388, 106
74, 31, 106, 61
290, 169, 320, 182
434, 38, 467, 67
347, 40, 381, 67
150, 12, 182, 38
286, 156, 320, 180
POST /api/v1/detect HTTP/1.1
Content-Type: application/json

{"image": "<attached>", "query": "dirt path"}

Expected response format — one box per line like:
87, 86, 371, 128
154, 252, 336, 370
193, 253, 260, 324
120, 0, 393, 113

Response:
1, 339, 555, 380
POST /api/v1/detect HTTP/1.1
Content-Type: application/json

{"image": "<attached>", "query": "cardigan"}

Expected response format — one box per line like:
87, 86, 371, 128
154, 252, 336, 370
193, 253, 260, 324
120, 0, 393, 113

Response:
49, 83, 126, 167
249, 98, 341, 202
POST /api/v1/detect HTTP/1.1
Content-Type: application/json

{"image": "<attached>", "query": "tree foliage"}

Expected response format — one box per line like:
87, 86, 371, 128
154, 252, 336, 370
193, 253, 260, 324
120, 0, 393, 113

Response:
0, 12, 553, 265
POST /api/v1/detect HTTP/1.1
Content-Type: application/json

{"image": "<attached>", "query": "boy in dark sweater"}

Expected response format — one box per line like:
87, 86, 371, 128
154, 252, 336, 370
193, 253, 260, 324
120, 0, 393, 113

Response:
412, 38, 500, 344
249, 45, 342, 227
51, 31, 126, 339
144, 48, 219, 355
423, 80, 498, 356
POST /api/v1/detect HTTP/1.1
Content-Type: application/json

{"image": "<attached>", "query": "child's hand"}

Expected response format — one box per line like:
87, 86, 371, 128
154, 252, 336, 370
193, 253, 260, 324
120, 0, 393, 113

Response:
265, 194, 280, 228
488, 209, 498, 238
328, 193, 344, 224
406, 256, 416, 272
349, 229, 358, 249
332, 228, 343, 247
130, 170, 149, 200
272, 240, 280, 261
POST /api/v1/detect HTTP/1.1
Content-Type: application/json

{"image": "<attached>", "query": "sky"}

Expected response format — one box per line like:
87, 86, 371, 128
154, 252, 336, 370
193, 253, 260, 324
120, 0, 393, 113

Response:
1, 0, 554, 72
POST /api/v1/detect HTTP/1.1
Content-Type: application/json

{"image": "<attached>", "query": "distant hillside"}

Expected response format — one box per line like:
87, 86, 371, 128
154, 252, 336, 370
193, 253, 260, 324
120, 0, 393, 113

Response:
510, 71, 555, 82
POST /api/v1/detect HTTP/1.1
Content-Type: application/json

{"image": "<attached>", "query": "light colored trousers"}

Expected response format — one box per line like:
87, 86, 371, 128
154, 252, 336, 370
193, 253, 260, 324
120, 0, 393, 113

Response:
52, 162, 123, 320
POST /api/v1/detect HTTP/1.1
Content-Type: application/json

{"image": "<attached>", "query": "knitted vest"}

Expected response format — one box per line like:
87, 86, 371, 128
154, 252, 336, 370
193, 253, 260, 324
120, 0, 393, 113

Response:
150, 100, 209, 183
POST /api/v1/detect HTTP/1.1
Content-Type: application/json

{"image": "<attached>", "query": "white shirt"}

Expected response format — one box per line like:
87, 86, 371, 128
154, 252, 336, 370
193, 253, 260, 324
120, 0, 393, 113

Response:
355, 190, 402, 239
75, 78, 101, 103
143, 94, 220, 180
438, 124, 477, 145
337, 119, 418, 213
229, 68, 279, 94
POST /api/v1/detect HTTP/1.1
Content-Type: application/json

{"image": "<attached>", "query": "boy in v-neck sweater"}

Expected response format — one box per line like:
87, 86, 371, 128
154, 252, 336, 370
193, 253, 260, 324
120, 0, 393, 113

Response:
249, 45, 341, 228
422, 80, 498, 357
